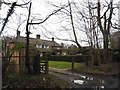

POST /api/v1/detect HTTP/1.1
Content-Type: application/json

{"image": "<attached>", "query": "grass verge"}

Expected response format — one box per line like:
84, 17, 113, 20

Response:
49, 61, 81, 69
49, 61, 119, 76
73, 63, 119, 75
2, 73, 70, 89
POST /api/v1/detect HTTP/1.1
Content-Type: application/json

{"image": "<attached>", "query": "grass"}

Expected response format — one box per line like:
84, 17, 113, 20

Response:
73, 63, 119, 75
49, 61, 119, 75
49, 61, 82, 69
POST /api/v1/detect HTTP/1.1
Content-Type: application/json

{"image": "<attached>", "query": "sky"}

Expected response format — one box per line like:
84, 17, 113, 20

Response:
0, 0, 120, 46
0, 0, 73, 44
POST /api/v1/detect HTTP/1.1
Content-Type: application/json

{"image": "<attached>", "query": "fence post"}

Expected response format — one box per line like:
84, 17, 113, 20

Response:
19, 49, 21, 73
71, 56, 74, 71
45, 58, 48, 74
45, 53, 49, 74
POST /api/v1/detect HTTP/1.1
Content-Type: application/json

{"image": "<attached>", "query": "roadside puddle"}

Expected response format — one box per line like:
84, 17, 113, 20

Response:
72, 75, 105, 88
73, 80, 84, 85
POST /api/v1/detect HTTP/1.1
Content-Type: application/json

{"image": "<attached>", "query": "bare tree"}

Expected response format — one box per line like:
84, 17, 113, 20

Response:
1, 0, 69, 74
97, 0, 114, 64
46, 0, 118, 65
24, 2, 68, 74
68, 0, 81, 49
71, 0, 102, 66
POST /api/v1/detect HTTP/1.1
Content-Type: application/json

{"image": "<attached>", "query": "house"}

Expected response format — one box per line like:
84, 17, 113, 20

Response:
6, 31, 64, 55
67, 44, 79, 55
110, 31, 120, 49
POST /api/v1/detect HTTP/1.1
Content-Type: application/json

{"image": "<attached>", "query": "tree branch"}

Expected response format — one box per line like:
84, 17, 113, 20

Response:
107, 1, 113, 34
29, 5, 68, 25
0, 2, 16, 36
2, 1, 30, 6
0, 1, 30, 36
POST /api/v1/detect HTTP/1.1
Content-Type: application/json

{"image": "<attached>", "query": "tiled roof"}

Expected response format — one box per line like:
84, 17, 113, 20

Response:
14, 36, 60, 47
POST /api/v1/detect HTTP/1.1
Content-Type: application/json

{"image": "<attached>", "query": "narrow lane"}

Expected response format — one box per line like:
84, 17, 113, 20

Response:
49, 68, 119, 89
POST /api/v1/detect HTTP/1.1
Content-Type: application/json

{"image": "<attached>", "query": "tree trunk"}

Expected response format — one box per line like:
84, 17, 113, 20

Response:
68, 1, 81, 49
25, 2, 32, 74
103, 32, 109, 64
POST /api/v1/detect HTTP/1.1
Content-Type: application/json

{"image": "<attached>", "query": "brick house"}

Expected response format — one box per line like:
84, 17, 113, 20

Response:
16, 31, 64, 55
4, 31, 64, 55
3, 31, 65, 73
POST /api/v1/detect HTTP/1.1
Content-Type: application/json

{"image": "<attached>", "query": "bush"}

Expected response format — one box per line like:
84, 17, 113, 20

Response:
112, 51, 120, 62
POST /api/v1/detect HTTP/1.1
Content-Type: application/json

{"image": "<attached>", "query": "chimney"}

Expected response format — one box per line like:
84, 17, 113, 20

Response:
61, 43, 64, 47
36, 34, 40, 39
17, 30, 20, 37
52, 37, 54, 41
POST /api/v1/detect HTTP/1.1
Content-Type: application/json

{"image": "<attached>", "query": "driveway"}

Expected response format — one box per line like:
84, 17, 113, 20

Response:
49, 67, 119, 89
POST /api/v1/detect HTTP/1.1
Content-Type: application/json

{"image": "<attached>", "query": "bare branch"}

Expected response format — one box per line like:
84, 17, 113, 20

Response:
0, 1, 30, 35
0, 2, 16, 36
2, 1, 30, 6
29, 5, 68, 25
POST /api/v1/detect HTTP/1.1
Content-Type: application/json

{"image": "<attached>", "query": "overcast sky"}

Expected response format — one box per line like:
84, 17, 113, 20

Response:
0, 0, 120, 46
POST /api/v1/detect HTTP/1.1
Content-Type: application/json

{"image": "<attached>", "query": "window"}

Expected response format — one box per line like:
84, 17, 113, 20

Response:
36, 44, 39, 48
45, 45, 49, 48
36, 44, 42, 48
39, 45, 42, 48
36, 44, 49, 48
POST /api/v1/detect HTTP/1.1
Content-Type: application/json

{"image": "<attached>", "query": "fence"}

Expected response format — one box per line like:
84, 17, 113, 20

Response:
6, 49, 48, 74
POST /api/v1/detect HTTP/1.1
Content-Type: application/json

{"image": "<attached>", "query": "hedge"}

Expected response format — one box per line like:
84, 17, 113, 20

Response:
48, 55, 91, 63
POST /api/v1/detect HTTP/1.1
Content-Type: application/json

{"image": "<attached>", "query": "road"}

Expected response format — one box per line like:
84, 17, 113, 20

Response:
49, 68, 119, 89
0, 53, 2, 90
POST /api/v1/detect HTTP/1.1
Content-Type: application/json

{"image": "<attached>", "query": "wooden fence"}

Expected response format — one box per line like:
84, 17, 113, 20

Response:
7, 49, 48, 74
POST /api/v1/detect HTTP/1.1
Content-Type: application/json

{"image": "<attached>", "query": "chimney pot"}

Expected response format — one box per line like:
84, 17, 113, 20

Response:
36, 34, 40, 39
52, 37, 54, 41
17, 30, 20, 37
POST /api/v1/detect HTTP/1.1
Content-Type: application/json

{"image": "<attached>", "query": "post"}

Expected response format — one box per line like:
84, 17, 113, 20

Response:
45, 54, 49, 74
19, 49, 22, 73
71, 57, 74, 71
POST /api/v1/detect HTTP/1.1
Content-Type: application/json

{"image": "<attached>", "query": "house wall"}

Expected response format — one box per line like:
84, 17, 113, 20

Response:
9, 50, 19, 73
8, 49, 35, 73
